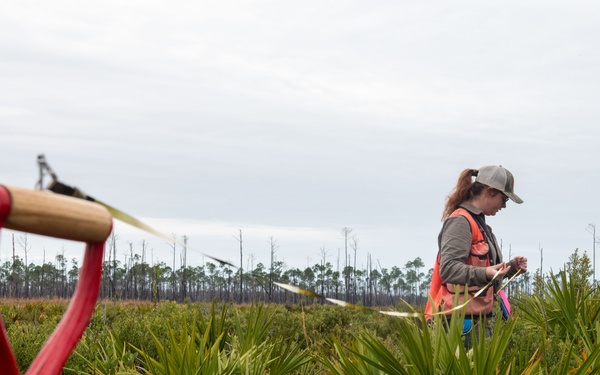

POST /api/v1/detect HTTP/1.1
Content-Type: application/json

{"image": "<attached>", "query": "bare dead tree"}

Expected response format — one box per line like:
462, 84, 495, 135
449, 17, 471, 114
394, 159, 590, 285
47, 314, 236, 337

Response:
336, 248, 341, 299
11, 233, 16, 298
16, 234, 31, 298
125, 242, 134, 299
140, 239, 147, 299
233, 230, 243, 303
181, 235, 188, 301
108, 232, 118, 299
367, 253, 372, 306
350, 236, 359, 302
341, 227, 353, 301
169, 233, 177, 301
319, 245, 329, 298
269, 236, 278, 299
41, 247, 46, 297
586, 224, 600, 284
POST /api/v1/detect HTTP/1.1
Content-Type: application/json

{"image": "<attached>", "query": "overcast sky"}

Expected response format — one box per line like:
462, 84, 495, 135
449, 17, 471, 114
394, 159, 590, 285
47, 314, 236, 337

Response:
1, 1, 600, 279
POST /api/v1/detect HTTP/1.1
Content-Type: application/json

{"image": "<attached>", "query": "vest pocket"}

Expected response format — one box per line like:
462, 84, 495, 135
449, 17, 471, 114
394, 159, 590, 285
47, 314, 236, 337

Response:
442, 283, 495, 316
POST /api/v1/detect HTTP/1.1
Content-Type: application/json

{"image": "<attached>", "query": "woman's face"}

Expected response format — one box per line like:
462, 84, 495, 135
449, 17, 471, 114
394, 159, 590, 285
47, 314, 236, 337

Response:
483, 188, 508, 216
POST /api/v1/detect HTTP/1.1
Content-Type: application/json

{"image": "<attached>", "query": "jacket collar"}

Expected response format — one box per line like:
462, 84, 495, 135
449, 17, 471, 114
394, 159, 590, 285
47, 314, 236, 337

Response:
458, 202, 483, 216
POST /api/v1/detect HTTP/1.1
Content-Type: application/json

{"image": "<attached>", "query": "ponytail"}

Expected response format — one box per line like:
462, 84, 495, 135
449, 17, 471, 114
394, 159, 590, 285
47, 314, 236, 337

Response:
442, 168, 486, 220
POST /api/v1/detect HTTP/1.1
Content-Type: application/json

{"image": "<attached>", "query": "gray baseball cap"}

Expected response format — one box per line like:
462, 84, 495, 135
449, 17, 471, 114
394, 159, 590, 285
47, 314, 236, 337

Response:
475, 165, 523, 204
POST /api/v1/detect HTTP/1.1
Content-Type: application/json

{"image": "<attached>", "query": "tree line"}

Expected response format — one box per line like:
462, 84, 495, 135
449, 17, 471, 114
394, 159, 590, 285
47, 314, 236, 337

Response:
0, 229, 537, 306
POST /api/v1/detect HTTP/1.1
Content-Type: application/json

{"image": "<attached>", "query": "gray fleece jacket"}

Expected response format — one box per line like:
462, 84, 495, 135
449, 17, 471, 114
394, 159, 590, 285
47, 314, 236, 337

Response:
438, 202, 517, 290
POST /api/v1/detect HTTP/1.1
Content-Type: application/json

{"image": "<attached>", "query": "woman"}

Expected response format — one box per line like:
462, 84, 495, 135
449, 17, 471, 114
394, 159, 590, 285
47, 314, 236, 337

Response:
425, 165, 528, 336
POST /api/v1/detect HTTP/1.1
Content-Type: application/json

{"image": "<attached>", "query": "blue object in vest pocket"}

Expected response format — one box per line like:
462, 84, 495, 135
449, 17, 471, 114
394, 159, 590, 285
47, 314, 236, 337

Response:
462, 318, 473, 335
499, 300, 510, 320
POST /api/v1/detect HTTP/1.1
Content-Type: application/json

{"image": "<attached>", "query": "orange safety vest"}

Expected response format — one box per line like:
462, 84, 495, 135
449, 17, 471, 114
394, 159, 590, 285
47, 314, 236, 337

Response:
425, 208, 495, 319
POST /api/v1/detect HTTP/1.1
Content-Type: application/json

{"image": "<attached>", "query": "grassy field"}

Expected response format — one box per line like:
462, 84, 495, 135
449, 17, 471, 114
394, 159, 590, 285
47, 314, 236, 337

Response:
3, 272, 600, 374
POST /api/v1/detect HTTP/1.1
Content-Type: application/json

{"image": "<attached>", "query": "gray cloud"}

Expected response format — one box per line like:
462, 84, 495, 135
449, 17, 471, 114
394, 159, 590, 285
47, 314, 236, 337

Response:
1, 1, 600, 275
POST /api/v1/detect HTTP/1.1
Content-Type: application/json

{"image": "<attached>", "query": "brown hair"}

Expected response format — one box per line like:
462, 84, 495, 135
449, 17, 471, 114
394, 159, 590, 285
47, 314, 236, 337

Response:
442, 168, 487, 220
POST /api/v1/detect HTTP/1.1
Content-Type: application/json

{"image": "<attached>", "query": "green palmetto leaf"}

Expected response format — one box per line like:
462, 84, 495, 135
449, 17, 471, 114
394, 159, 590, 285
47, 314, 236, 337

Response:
68, 331, 138, 374
348, 332, 409, 375
516, 271, 600, 373
395, 316, 438, 374
321, 337, 362, 375
228, 341, 273, 374
520, 272, 600, 346
195, 301, 230, 353
266, 337, 312, 375
469, 315, 515, 374
232, 337, 311, 375
554, 338, 600, 375
233, 303, 273, 353
324, 304, 530, 375
134, 309, 238, 375
545, 272, 582, 337
232, 302, 311, 374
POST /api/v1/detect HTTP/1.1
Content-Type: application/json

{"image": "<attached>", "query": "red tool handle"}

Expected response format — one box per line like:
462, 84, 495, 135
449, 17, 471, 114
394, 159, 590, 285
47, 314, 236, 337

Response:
0, 185, 113, 375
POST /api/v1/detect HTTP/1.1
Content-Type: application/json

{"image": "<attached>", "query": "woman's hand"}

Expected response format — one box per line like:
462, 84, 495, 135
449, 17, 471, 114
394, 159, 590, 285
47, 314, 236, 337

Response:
511, 256, 528, 273
486, 262, 511, 280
